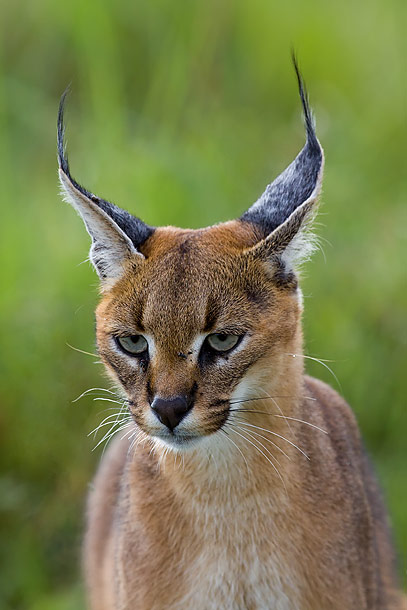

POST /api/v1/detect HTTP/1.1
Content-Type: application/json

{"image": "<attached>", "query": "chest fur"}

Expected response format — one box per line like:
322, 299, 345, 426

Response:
176, 537, 302, 610
118, 488, 305, 610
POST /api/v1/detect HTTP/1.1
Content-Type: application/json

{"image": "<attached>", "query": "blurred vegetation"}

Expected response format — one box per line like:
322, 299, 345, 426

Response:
0, 0, 406, 607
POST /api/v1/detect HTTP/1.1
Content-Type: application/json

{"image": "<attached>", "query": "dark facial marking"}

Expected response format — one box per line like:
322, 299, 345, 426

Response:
146, 381, 154, 405
244, 283, 270, 307
203, 298, 222, 333
272, 260, 298, 291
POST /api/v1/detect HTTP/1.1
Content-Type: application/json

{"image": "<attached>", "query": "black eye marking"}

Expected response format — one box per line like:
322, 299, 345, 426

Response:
146, 381, 153, 404
199, 333, 245, 366
139, 358, 149, 372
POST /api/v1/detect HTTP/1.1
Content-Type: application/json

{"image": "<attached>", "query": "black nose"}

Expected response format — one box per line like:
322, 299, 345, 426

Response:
151, 396, 191, 431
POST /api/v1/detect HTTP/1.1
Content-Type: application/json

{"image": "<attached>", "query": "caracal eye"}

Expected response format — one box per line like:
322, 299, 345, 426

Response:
116, 335, 148, 355
206, 333, 240, 353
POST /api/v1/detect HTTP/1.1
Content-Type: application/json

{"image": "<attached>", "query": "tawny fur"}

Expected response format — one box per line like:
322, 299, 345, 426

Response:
82, 224, 404, 610
58, 71, 405, 607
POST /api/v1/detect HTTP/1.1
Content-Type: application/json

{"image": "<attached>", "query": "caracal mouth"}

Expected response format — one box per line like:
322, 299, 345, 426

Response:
152, 430, 205, 451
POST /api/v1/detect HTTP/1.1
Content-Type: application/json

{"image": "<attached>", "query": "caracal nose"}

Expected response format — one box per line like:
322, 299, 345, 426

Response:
151, 396, 191, 431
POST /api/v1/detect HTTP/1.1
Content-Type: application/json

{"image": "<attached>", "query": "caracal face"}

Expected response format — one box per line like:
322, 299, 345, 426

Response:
95, 221, 300, 450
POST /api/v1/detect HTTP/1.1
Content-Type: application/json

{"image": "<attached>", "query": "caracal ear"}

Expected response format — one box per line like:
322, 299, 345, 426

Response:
241, 57, 324, 271
57, 91, 154, 290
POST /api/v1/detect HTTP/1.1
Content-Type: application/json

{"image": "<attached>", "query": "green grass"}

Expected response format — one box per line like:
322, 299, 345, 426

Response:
0, 0, 406, 606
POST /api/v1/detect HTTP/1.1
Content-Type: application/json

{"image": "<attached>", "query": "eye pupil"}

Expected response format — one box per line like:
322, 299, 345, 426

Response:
116, 334, 148, 355
206, 333, 241, 353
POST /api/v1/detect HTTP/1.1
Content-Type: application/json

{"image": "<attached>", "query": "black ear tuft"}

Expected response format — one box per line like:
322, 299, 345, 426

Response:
57, 87, 71, 177
240, 58, 323, 239
57, 90, 155, 250
291, 52, 320, 157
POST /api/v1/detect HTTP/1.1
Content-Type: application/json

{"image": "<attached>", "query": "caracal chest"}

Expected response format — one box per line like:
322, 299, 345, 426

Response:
173, 499, 303, 610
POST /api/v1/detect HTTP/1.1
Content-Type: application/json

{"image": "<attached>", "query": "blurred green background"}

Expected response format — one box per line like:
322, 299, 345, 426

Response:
1, 0, 406, 607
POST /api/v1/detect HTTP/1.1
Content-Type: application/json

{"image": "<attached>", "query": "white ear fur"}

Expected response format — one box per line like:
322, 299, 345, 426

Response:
59, 168, 142, 289
241, 59, 325, 274
277, 156, 324, 271
280, 218, 318, 271
245, 153, 324, 273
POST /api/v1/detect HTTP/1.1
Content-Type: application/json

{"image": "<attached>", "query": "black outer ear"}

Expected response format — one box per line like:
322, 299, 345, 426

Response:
240, 58, 324, 243
57, 90, 155, 286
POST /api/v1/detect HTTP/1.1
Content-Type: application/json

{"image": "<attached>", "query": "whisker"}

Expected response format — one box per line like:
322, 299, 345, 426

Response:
93, 397, 128, 405
66, 342, 98, 358
88, 415, 131, 439
230, 389, 296, 438
92, 414, 132, 451
227, 417, 290, 460
229, 423, 284, 468
286, 353, 341, 389
89, 405, 128, 428
72, 387, 119, 402
89, 410, 128, 429
99, 422, 135, 458
229, 420, 309, 460
92, 421, 129, 448
229, 391, 322, 440
224, 424, 287, 494
219, 427, 250, 473
128, 429, 147, 456
261, 392, 294, 437
229, 409, 327, 434
92, 406, 128, 415
229, 395, 316, 405
96, 422, 134, 454
235, 388, 292, 437
93, 399, 129, 431
120, 423, 136, 441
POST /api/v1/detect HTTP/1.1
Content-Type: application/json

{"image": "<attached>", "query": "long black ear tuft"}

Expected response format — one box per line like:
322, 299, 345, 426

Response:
240, 57, 323, 242
58, 91, 155, 287
291, 52, 320, 158
57, 91, 154, 251
57, 88, 71, 177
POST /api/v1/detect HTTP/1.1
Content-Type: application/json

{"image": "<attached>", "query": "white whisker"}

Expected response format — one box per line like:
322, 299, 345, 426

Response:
230, 420, 309, 460
267, 414, 327, 434
88, 415, 131, 439
93, 397, 128, 405
119, 423, 136, 440
229, 394, 316, 405
224, 424, 287, 494
219, 428, 250, 473
66, 342, 98, 358
230, 409, 327, 435
230, 424, 283, 468
228, 417, 290, 460
287, 353, 341, 389
72, 387, 119, 403
93, 419, 132, 451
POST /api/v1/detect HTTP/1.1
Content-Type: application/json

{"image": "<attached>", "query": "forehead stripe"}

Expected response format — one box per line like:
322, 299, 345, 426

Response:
203, 299, 222, 333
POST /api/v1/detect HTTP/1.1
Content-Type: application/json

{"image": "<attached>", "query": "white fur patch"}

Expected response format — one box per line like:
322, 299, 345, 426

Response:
166, 493, 302, 610
59, 168, 141, 287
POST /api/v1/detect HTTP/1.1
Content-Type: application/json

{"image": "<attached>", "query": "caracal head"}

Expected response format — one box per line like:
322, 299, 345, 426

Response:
58, 61, 323, 451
